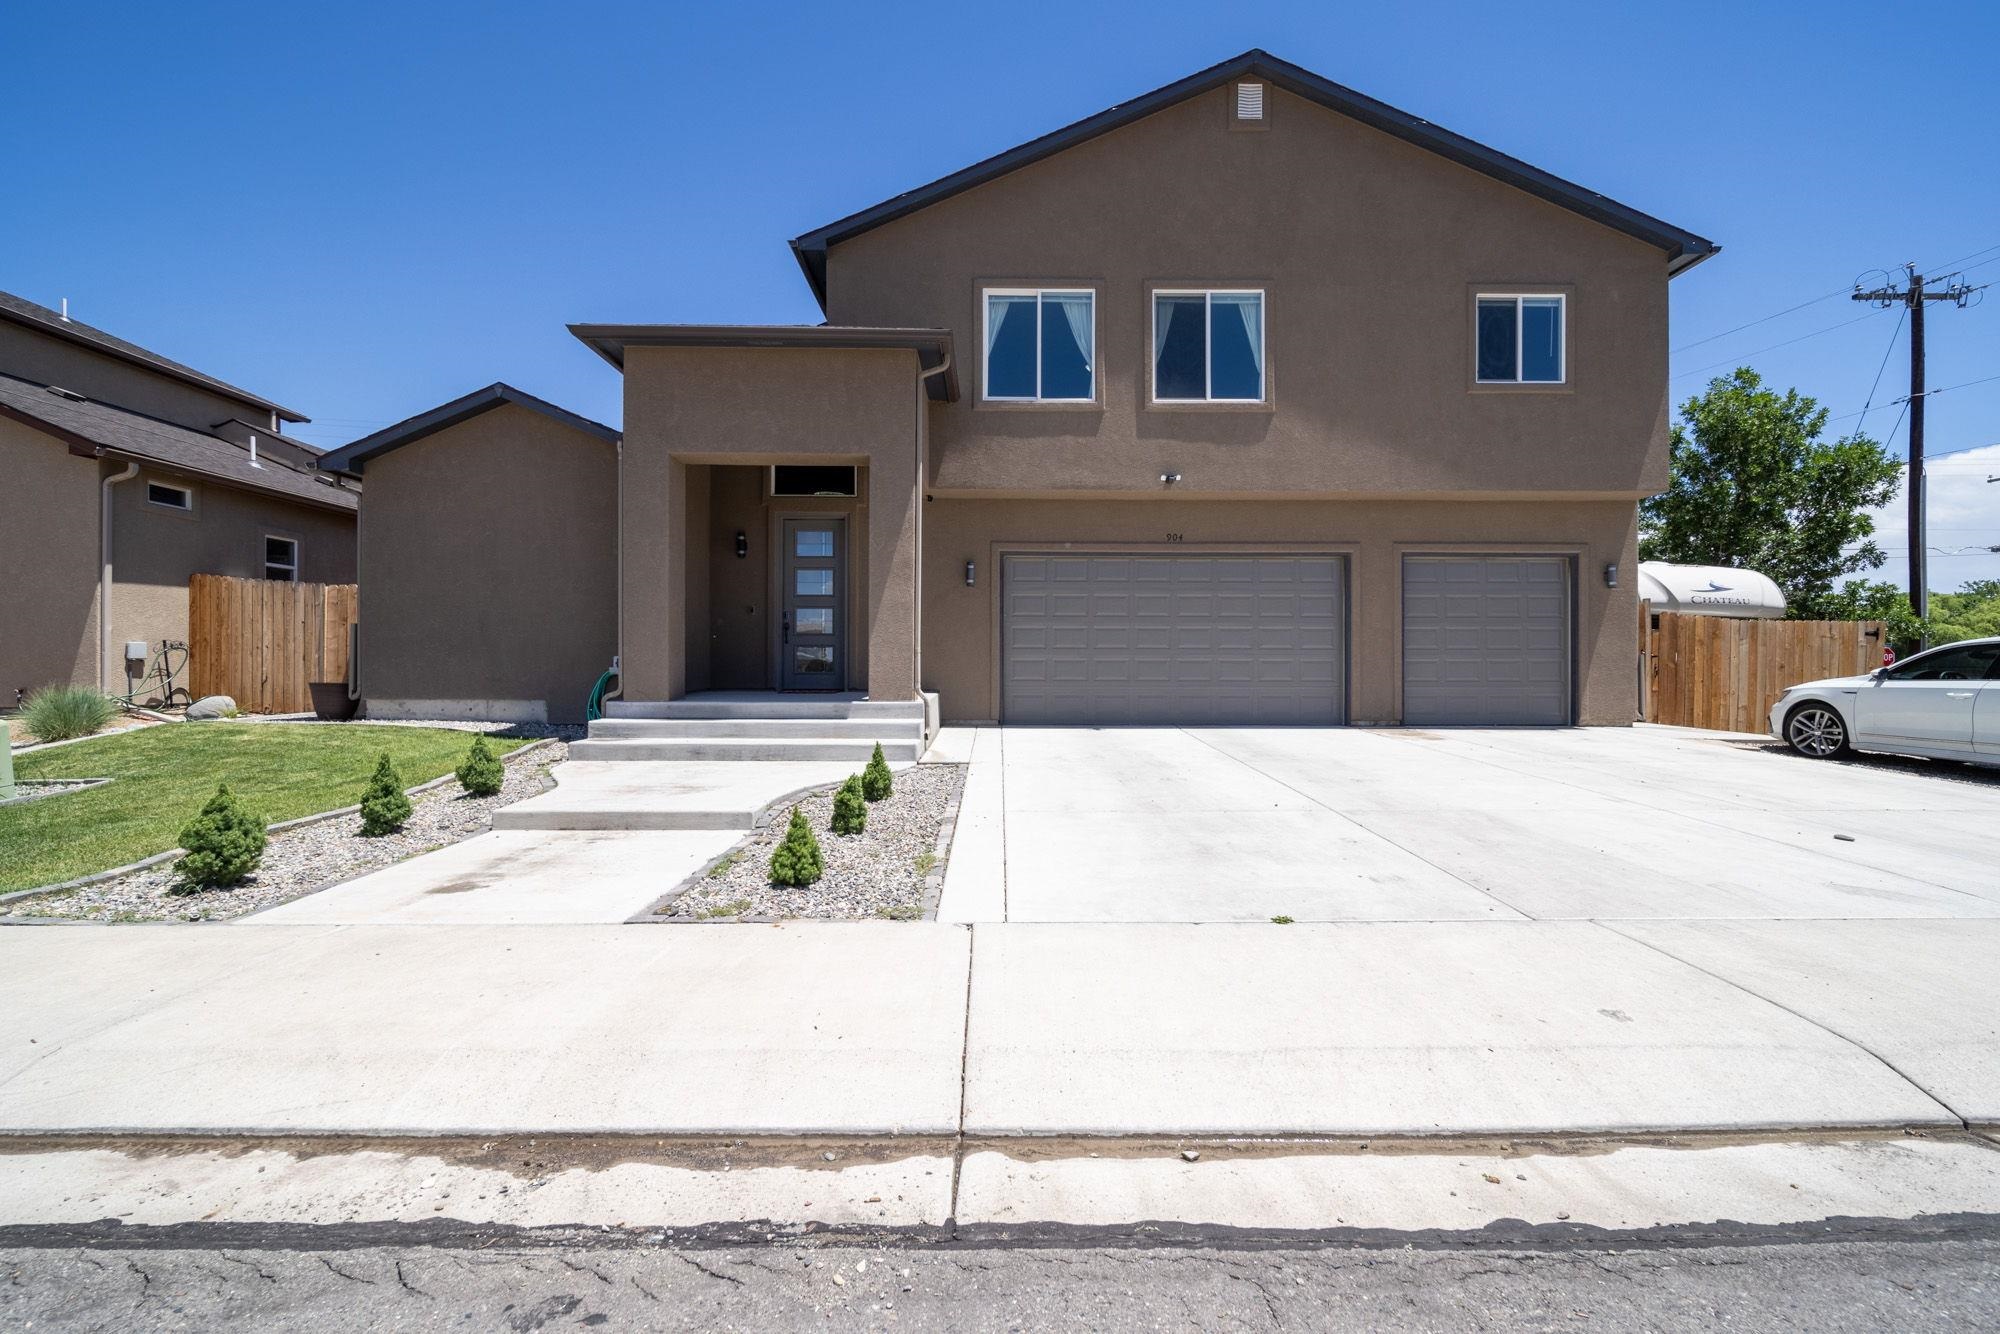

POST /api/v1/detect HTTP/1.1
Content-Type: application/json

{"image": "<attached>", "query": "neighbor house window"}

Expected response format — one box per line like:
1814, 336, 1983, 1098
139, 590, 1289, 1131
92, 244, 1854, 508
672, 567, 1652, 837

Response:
264, 536, 298, 582
1476, 294, 1565, 383
982, 289, 1094, 401
146, 482, 192, 510
1152, 290, 1265, 402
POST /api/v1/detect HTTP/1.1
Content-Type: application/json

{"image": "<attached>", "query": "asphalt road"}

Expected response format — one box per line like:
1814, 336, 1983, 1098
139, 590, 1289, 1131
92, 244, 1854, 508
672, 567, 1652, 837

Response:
5, 1233, 1997, 1331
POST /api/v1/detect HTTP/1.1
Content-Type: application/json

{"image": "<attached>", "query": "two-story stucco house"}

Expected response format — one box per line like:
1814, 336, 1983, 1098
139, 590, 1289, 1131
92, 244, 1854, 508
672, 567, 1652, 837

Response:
322, 51, 1714, 732
0, 290, 358, 704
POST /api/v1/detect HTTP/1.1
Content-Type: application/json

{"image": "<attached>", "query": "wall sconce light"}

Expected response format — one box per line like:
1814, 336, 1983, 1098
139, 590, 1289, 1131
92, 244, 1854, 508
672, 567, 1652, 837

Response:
965, 559, 977, 588
735, 531, 748, 559
1160, 471, 1181, 486
1604, 562, 1618, 588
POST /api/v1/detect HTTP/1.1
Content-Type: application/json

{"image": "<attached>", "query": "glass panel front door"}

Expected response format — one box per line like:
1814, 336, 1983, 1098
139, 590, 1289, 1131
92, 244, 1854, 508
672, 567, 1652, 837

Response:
781, 517, 845, 689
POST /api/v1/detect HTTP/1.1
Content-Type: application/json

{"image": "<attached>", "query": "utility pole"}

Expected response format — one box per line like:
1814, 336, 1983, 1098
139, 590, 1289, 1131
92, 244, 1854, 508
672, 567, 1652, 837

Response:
1852, 265, 1978, 620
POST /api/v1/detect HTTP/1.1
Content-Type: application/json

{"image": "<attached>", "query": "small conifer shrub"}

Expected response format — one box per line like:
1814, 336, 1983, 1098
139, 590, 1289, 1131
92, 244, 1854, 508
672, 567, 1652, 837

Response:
861, 742, 893, 802
456, 735, 505, 797
358, 753, 413, 836
769, 806, 824, 886
830, 774, 867, 835
174, 784, 267, 890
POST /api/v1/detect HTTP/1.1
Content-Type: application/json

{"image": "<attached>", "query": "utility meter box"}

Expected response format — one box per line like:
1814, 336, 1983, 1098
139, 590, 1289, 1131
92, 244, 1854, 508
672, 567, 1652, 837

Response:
124, 641, 148, 663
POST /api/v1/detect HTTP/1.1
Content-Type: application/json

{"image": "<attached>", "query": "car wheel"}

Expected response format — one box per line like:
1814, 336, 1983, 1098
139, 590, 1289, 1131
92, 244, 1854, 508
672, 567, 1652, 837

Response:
1784, 702, 1849, 759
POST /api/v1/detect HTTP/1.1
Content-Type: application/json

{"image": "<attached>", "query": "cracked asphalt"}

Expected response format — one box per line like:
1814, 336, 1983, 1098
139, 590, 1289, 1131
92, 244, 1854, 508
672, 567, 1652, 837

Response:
5, 1236, 1997, 1331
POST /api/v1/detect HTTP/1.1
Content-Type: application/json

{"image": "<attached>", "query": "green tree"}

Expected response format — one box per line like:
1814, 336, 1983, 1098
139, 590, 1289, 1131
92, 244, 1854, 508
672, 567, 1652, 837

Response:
358, 753, 413, 836
175, 783, 267, 890
1927, 579, 2000, 645
861, 743, 893, 802
830, 775, 867, 835
1812, 580, 1926, 655
455, 735, 505, 797
769, 806, 824, 886
1640, 368, 1902, 617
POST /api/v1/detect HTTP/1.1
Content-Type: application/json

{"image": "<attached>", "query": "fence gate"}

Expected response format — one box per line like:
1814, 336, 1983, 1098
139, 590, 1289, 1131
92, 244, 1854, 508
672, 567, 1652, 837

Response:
1640, 604, 1885, 733
188, 574, 359, 714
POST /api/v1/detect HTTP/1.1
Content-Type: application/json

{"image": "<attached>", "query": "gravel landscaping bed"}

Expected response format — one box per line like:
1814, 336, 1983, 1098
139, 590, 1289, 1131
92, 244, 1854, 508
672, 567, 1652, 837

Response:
656, 762, 965, 923
4, 742, 567, 923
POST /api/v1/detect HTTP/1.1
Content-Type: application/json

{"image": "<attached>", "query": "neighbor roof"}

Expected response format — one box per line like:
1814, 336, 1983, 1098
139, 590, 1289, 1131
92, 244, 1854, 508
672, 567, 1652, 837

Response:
317, 383, 620, 477
0, 373, 356, 512
788, 49, 1719, 308
0, 289, 310, 423
568, 324, 959, 401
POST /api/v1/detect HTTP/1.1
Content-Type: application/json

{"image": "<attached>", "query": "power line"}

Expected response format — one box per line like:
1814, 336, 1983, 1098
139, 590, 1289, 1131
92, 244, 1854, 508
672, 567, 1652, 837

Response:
1895, 371, 2000, 404
1670, 286, 1850, 354
1670, 311, 1882, 382
1921, 241, 2000, 274
1853, 304, 1907, 436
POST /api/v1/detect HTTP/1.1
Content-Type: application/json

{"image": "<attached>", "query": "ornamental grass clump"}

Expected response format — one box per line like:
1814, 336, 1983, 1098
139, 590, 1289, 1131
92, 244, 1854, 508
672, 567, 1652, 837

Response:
358, 753, 413, 836
174, 783, 266, 891
455, 735, 505, 797
768, 806, 824, 887
22, 685, 118, 743
830, 774, 867, 835
861, 742, 893, 802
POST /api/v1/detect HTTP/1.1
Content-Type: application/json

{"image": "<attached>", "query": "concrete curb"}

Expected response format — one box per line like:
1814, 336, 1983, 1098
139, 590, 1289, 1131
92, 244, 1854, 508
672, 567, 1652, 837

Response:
0, 738, 558, 915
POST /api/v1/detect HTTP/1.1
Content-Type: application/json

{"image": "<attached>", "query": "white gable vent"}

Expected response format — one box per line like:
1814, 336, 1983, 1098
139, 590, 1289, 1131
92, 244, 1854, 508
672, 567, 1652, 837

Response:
1235, 81, 1265, 121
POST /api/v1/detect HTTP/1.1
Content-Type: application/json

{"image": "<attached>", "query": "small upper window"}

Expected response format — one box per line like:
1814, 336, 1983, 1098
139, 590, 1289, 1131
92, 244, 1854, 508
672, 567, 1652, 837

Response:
264, 536, 299, 582
983, 289, 1094, 402
146, 482, 192, 510
1477, 295, 1565, 384
770, 465, 857, 497
1153, 290, 1265, 402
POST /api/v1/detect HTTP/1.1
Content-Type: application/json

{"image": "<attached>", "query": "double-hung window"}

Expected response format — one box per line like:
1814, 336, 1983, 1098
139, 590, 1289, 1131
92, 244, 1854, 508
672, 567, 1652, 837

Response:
982, 289, 1094, 402
1476, 294, 1565, 384
264, 536, 299, 582
1153, 290, 1264, 402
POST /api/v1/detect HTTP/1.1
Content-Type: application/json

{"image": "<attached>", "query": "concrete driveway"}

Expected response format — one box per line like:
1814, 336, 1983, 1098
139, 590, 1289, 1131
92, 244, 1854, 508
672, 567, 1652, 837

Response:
936, 724, 2000, 923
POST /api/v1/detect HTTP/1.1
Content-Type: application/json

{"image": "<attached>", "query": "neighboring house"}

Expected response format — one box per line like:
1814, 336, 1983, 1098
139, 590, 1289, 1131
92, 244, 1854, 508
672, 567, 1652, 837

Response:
0, 290, 358, 704
322, 50, 1715, 729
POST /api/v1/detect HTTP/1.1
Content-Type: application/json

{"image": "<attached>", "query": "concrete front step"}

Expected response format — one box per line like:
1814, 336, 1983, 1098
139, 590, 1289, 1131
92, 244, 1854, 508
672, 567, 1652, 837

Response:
589, 717, 924, 741
567, 737, 925, 763
606, 696, 925, 722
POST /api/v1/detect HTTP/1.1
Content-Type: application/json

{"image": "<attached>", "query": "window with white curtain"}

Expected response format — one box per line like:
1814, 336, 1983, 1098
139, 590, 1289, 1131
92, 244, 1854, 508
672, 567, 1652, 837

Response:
982, 289, 1094, 401
1152, 290, 1264, 402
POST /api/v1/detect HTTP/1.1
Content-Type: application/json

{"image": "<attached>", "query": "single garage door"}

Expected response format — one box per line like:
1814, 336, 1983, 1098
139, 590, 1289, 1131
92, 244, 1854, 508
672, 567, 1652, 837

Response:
1003, 554, 1345, 725
1402, 555, 1572, 726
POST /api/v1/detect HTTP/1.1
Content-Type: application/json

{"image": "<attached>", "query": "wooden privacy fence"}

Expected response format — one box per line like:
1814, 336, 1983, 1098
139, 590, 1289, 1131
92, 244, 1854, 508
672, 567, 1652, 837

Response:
188, 574, 358, 714
1640, 604, 1885, 733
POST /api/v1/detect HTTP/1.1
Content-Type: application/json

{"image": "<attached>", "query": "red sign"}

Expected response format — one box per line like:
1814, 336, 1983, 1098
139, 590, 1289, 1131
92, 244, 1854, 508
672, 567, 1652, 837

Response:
1883, 646, 1897, 667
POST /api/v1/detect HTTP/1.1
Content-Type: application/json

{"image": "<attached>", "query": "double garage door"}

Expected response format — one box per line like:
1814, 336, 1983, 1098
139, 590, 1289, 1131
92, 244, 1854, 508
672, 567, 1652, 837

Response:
1001, 552, 1571, 726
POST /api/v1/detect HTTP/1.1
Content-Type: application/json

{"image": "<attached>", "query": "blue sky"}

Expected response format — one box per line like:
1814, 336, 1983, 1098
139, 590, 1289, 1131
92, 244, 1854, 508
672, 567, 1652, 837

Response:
6, 0, 1996, 588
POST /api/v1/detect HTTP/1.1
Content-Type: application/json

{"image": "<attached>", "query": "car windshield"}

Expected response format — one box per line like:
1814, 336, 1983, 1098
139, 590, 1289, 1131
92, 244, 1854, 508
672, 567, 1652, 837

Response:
1884, 642, 2000, 682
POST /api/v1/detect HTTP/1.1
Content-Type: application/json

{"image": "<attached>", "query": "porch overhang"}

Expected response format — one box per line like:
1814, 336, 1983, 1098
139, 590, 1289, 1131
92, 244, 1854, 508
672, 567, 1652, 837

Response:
567, 324, 958, 402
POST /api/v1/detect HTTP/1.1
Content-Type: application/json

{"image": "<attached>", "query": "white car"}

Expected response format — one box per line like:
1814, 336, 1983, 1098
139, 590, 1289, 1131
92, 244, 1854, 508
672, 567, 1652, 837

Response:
1771, 635, 2000, 766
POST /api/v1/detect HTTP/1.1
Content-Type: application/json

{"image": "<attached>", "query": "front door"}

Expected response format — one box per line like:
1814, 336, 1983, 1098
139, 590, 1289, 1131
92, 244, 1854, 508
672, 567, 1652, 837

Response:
780, 517, 845, 690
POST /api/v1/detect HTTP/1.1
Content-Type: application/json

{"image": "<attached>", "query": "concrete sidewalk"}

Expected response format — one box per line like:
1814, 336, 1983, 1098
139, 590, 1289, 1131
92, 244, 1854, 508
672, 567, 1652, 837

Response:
1, 918, 1990, 1138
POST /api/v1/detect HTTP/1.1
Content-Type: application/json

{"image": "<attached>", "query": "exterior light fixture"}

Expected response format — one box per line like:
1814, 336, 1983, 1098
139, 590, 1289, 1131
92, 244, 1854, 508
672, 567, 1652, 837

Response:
1604, 562, 1618, 588
735, 531, 748, 559
965, 559, 977, 587
1160, 472, 1181, 486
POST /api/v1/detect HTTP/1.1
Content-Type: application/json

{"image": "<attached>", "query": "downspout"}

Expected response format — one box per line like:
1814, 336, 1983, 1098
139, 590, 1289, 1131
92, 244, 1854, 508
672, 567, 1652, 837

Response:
99, 458, 141, 693
914, 350, 952, 702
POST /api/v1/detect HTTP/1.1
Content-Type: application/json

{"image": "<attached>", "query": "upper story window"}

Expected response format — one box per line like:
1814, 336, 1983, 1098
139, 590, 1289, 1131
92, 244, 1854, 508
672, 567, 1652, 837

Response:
264, 536, 299, 582
1476, 294, 1565, 384
982, 289, 1094, 402
1153, 290, 1265, 402
146, 481, 193, 511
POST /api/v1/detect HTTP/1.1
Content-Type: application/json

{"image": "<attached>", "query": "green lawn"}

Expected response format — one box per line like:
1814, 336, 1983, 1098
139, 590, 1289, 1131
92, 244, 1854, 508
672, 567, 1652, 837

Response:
2, 724, 530, 893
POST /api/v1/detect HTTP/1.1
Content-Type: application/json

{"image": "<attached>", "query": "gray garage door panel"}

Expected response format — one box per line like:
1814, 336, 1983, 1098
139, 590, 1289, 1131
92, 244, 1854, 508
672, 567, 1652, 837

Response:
1402, 556, 1572, 726
1003, 555, 1345, 725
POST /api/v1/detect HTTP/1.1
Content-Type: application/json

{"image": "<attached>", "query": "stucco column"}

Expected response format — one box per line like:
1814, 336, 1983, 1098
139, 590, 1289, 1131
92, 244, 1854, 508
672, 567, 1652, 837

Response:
865, 434, 920, 700
618, 444, 685, 702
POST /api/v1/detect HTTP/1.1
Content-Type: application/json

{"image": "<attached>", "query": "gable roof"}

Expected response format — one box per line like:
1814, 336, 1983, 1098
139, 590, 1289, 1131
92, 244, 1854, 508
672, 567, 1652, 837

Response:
789, 49, 1719, 309
0, 289, 310, 423
317, 383, 620, 477
0, 372, 356, 513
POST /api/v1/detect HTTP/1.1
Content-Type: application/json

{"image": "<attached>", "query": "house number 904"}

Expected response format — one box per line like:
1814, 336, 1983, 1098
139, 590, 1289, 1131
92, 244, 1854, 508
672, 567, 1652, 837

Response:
1165, 532, 1184, 542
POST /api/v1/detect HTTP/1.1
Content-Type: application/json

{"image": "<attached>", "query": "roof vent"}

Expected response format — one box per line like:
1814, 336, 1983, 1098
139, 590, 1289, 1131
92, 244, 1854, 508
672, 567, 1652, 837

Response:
1235, 81, 1265, 121
46, 385, 87, 402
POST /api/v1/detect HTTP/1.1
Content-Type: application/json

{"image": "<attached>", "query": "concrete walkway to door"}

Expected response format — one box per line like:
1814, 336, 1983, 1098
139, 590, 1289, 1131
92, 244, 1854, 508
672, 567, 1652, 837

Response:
934, 723, 2000, 924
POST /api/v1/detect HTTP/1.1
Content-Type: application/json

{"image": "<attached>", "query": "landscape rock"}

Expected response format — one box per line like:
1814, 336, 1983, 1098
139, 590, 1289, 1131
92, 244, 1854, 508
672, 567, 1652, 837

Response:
185, 695, 237, 721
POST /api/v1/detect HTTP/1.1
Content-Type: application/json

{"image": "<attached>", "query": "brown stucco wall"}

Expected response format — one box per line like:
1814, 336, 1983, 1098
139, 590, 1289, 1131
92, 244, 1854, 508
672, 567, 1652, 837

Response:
0, 321, 281, 434
0, 420, 100, 697
619, 346, 921, 700
825, 82, 1671, 500
921, 496, 1640, 726
356, 403, 616, 724
109, 463, 357, 695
